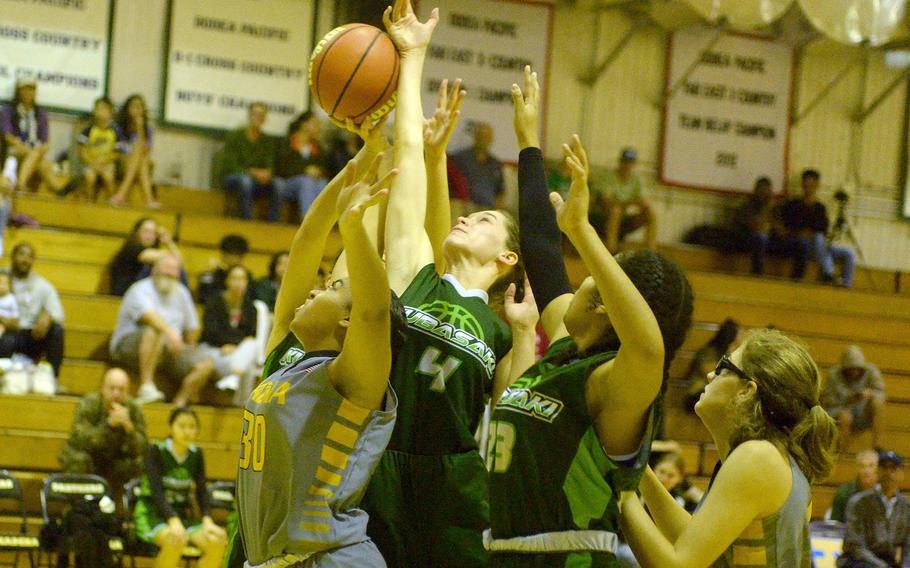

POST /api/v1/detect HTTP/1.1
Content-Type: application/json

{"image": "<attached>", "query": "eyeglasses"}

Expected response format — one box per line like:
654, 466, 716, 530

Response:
714, 354, 752, 382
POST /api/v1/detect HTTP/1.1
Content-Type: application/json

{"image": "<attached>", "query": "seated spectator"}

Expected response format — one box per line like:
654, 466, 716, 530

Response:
199, 265, 258, 402
0, 242, 65, 380
652, 452, 703, 514
823, 345, 884, 450
134, 407, 227, 568
841, 451, 909, 567
325, 129, 362, 179
0, 77, 65, 193
222, 102, 278, 221
683, 318, 740, 411
0, 137, 14, 253
731, 177, 782, 276
271, 111, 328, 220
0, 270, 19, 340
591, 147, 656, 251
830, 449, 879, 522
70, 96, 122, 201
58, 368, 147, 489
110, 255, 214, 406
109, 218, 184, 296
451, 122, 504, 211
252, 251, 288, 312
197, 234, 250, 305
109, 94, 159, 209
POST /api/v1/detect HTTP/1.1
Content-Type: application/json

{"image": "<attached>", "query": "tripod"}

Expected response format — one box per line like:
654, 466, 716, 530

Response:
828, 197, 876, 290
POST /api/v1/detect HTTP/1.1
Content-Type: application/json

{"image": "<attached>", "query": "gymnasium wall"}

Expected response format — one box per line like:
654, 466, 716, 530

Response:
26, 1, 910, 272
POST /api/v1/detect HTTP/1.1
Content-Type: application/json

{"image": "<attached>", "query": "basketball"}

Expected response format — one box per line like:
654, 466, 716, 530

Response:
308, 24, 400, 125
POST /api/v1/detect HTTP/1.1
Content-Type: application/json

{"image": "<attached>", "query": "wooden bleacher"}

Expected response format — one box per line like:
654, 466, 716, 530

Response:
1, 186, 909, 549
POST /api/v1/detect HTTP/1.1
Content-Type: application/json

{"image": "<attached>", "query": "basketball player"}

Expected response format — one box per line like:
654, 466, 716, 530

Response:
231, 155, 409, 567
359, 1, 534, 566
483, 68, 693, 567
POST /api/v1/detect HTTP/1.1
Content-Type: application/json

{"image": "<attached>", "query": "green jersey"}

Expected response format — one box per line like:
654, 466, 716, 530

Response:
134, 439, 208, 542
262, 332, 305, 379
387, 263, 512, 455
488, 338, 659, 566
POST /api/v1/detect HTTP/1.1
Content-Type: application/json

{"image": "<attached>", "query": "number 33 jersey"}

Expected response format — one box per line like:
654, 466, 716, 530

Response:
388, 264, 512, 455
236, 353, 398, 565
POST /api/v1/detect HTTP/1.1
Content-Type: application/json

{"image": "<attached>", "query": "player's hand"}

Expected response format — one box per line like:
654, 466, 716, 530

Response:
512, 65, 540, 150
550, 135, 591, 236
202, 516, 227, 543
504, 276, 538, 333
166, 517, 186, 545
383, 0, 439, 54
331, 114, 391, 154
336, 154, 398, 228
220, 344, 237, 355
424, 78, 466, 159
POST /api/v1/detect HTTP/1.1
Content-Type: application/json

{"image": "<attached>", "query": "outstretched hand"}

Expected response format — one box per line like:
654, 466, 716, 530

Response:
550, 135, 591, 236
504, 276, 539, 332
336, 153, 398, 227
511, 65, 540, 150
424, 78, 466, 158
331, 113, 391, 154
383, 0, 439, 54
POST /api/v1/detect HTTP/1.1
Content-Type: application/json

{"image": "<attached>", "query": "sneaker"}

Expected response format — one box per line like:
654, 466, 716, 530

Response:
135, 383, 166, 404
216, 374, 240, 392
30, 362, 56, 395
1, 364, 29, 395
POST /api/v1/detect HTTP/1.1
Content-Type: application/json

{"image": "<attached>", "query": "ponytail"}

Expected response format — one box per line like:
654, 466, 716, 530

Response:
788, 404, 838, 484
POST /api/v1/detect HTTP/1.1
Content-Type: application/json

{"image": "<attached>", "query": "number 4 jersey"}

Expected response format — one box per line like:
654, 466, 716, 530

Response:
236, 353, 398, 565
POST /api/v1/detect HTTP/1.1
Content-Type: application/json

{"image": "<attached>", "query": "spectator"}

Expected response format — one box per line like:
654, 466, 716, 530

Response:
133, 407, 227, 568
451, 122, 504, 210
0, 136, 14, 253
0, 77, 65, 193
0, 271, 19, 342
652, 452, 704, 514
109, 218, 183, 296
547, 157, 572, 198
109, 94, 159, 209
68, 96, 122, 201
591, 147, 656, 251
271, 111, 328, 220
58, 367, 147, 489
840, 451, 910, 567
109, 255, 214, 406
199, 265, 258, 402
252, 251, 288, 312
831, 449, 880, 523
823, 345, 885, 450
197, 234, 250, 305
731, 177, 789, 276
325, 129, 362, 178
2, 242, 65, 379
683, 318, 740, 411
780, 169, 855, 287
222, 102, 278, 221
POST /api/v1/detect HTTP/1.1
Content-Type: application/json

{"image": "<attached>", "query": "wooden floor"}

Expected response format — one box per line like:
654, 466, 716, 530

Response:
2, 186, 909, 538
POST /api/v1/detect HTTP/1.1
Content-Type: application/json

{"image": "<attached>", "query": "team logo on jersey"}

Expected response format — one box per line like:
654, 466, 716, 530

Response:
279, 347, 305, 367
497, 387, 565, 423
405, 304, 496, 377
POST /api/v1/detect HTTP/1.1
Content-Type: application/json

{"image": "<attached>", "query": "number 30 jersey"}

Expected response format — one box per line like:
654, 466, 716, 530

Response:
236, 353, 397, 565
387, 264, 512, 455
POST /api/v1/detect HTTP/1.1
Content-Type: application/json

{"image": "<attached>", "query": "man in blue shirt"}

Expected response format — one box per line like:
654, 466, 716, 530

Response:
451, 123, 504, 211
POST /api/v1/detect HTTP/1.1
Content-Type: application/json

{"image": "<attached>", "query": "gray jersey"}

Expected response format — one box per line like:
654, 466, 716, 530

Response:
237, 353, 397, 565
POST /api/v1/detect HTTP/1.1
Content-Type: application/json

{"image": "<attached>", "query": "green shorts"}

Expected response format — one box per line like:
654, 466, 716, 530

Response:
133, 498, 202, 544
361, 449, 490, 568
490, 552, 620, 568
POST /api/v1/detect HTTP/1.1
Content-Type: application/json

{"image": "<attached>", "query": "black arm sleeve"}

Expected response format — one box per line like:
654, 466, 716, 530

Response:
145, 444, 177, 520
194, 450, 210, 517
517, 147, 572, 313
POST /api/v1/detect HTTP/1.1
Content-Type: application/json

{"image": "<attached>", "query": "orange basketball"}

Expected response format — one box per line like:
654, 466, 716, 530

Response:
308, 24, 400, 125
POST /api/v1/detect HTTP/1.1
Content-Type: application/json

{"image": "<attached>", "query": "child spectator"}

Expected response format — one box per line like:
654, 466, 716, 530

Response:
109, 218, 184, 296
0, 77, 65, 193
652, 452, 703, 514
0, 270, 19, 341
76, 97, 123, 201
252, 251, 288, 312
109, 94, 159, 209
134, 407, 227, 568
197, 234, 250, 305
199, 265, 259, 402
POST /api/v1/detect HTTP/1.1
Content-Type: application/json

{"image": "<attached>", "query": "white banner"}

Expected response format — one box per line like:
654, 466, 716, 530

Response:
163, 0, 315, 135
418, 0, 553, 162
661, 28, 794, 193
0, 0, 111, 113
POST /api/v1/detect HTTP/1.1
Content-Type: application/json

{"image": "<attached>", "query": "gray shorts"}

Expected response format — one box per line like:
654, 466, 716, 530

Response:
112, 328, 209, 381
826, 399, 873, 430
302, 540, 386, 568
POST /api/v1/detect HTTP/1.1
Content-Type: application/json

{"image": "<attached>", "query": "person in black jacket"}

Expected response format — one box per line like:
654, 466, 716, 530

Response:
269, 111, 328, 221
109, 218, 185, 296
199, 265, 258, 402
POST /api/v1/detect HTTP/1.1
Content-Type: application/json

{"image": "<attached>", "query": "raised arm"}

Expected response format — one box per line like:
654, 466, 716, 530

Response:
513, 66, 573, 343
329, 159, 398, 410
267, 126, 386, 355
424, 78, 466, 272
382, 0, 438, 294
638, 465, 691, 541
554, 136, 664, 455
492, 277, 538, 402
